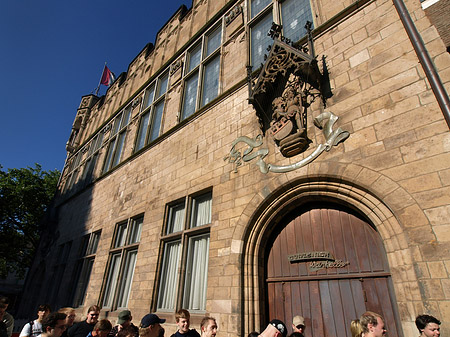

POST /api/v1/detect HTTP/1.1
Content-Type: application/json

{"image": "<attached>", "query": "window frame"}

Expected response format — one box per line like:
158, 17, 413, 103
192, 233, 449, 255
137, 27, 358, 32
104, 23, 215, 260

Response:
248, 0, 314, 68
64, 149, 84, 192
71, 230, 101, 308
102, 105, 132, 173
180, 21, 223, 121
156, 190, 212, 313
49, 241, 72, 305
134, 70, 170, 152
100, 215, 143, 311
81, 130, 105, 183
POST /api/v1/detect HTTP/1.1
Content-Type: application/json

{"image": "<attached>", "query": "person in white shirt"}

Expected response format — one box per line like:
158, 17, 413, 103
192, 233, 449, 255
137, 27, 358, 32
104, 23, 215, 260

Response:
19, 304, 51, 337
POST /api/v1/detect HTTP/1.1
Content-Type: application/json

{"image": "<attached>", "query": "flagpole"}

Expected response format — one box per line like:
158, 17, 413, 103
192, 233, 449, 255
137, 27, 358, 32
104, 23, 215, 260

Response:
95, 62, 107, 96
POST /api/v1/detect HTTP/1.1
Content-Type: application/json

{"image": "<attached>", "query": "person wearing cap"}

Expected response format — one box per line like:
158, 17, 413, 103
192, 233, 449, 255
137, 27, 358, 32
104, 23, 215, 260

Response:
139, 314, 165, 337
108, 311, 138, 337
292, 316, 305, 336
259, 319, 287, 337
200, 317, 217, 337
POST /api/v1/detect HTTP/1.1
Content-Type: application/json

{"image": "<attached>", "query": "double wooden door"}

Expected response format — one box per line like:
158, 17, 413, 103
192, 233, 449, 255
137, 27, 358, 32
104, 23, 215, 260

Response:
266, 203, 401, 337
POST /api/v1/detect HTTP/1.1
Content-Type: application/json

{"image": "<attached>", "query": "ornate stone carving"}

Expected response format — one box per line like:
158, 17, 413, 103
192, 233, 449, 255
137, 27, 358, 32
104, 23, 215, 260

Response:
225, 4, 243, 26
226, 22, 349, 173
269, 81, 309, 156
170, 58, 183, 75
132, 97, 141, 109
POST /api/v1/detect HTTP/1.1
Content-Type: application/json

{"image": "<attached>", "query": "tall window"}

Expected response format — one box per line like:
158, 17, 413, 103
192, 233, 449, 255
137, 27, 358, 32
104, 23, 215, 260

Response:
181, 23, 222, 120
157, 191, 212, 312
64, 150, 83, 191
102, 216, 143, 311
71, 231, 101, 307
103, 105, 132, 173
50, 241, 72, 305
135, 71, 169, 152
249, 0, 314, 68
81, 131, 104, 183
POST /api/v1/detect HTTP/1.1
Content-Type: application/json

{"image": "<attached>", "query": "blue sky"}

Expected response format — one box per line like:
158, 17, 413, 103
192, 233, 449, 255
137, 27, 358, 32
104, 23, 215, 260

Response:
0, 0, 190, 172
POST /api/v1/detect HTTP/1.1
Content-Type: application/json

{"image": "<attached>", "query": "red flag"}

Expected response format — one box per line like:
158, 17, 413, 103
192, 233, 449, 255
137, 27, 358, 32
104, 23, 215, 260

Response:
100, 65, 116, 86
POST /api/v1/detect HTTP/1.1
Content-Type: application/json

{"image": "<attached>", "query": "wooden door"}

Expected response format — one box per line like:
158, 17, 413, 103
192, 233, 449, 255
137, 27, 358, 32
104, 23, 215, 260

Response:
266, 203, 401, 337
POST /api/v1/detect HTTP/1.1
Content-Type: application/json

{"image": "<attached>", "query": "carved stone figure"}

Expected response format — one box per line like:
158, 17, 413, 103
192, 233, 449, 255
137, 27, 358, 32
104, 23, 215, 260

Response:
269, 85, 309, 157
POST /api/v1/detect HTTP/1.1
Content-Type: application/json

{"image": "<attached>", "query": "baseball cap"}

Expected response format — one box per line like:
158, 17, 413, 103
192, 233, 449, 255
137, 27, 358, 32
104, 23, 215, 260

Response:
269, 319, 287, 337
140, 314, 166, 328
117, 310, 132, 325
293, 316, 305, 327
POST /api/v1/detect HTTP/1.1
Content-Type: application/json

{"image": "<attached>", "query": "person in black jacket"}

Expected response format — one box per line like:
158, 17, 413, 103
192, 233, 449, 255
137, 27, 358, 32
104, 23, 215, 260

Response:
170, 310, 199, 337
67, 305, 100, 337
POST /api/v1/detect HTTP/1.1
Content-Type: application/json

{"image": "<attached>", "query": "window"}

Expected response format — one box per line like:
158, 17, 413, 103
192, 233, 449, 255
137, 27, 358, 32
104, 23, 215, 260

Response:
157, 191, 212, 312
71, 231, 101, 307
64, 150, 83, 191
181, 23, 222, 120
103, 105, 132, 173
102, 216, 143, 310
135, 71, 169, 152
249, 0, 314, 68
81, 131, 104, 183
50, 241, 72, 305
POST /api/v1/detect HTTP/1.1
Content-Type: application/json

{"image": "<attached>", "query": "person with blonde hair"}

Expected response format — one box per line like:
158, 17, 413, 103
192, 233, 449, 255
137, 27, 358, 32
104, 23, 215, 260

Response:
57, 308, 75, 337
170, 309, 199, 337
350, 319, 363, 337
357, 311, 386, 337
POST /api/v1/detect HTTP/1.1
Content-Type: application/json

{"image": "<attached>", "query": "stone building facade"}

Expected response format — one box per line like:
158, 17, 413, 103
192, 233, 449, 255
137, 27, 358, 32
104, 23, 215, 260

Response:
18, 0, 450, 337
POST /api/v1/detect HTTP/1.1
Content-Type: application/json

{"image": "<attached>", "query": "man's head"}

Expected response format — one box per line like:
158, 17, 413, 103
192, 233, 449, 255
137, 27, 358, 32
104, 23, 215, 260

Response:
118, 326, 138, 337
58, 307, 76, 327
292, 316, 305, 335
38, 304, 52, 322
86, 305, 101, 324
359, 312, 386, 337
118, 310, 132, 328
175, 309, 191, 334
42, 312, 67, 337
268, 319, 287, 337
0, 296, 9, 320
416, 315, 441, 337
92, 320, 113, 337
139, 314, 165, 337
200, 317, 217, 337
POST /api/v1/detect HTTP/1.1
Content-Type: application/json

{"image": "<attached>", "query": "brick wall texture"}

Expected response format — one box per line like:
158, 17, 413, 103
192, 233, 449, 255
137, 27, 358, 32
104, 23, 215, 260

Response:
19, 0, 450, 336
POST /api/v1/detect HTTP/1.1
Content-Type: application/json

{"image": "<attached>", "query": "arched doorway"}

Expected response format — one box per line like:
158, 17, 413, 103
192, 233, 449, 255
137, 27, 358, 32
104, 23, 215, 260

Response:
266, 202, 401, 337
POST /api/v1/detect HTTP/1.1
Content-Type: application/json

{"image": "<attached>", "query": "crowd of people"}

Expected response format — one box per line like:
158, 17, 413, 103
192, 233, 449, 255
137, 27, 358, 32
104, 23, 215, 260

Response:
0, 296, 443, 337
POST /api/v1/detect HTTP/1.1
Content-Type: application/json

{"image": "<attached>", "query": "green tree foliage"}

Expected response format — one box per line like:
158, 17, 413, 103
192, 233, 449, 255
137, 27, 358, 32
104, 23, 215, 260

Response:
0, 164, 60, 278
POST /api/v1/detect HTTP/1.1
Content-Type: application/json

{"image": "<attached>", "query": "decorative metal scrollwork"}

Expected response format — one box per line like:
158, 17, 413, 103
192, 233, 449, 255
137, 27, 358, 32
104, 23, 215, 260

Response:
224, 111, 349, 174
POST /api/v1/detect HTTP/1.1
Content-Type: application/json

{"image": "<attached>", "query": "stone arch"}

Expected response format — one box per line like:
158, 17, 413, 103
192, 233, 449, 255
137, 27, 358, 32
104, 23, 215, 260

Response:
231, 163, 428, 336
